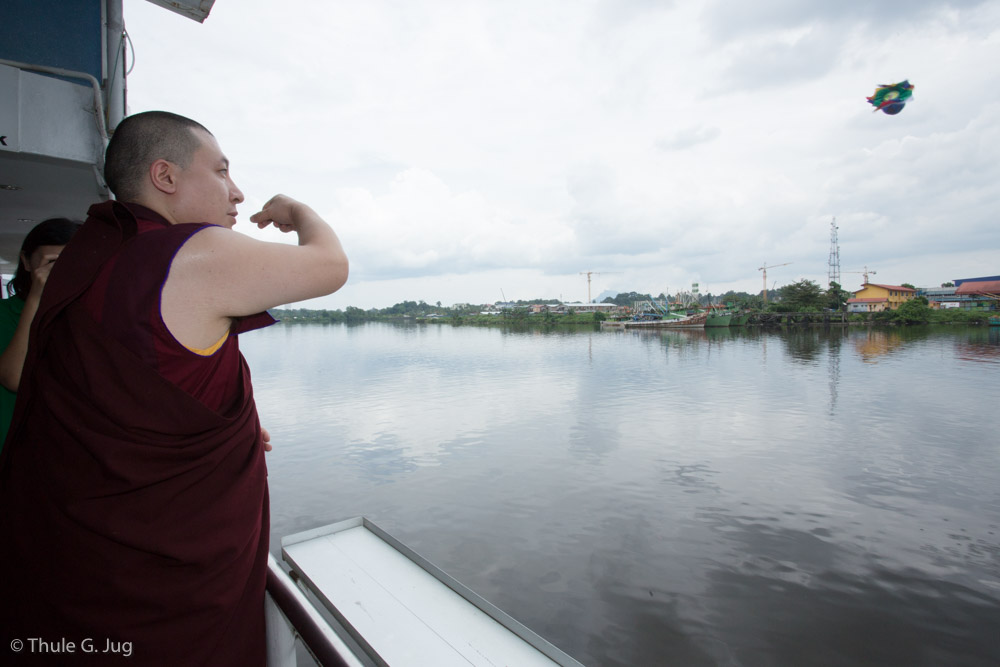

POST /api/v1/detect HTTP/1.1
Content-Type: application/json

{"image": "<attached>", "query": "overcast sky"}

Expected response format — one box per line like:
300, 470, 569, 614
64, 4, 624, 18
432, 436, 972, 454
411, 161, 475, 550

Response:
123, 0, 1000, 309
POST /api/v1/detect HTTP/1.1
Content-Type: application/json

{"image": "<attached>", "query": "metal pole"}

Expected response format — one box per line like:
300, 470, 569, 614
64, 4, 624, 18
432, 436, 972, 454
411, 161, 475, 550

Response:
105, 0, 126, 132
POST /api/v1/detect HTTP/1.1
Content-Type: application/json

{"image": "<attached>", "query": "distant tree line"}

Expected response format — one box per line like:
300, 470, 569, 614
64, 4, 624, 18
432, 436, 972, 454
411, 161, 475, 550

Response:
272, 279, 992, 326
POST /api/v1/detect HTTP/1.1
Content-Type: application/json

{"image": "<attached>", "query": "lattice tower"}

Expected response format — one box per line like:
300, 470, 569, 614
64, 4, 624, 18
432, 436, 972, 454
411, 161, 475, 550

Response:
827, 218, 841, 286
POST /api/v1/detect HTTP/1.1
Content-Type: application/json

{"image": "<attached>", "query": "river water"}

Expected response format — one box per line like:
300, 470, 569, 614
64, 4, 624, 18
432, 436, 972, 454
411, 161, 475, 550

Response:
242, 322, 1000, 666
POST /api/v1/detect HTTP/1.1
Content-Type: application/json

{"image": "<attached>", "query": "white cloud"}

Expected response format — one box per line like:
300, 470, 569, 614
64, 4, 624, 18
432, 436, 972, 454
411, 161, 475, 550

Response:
329, 168, 574, 280
121, 0, 1000, 307
656, 126, 722, 151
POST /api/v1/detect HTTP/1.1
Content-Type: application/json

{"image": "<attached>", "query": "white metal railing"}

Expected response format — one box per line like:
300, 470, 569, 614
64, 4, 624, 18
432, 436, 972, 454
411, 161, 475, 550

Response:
265, 554, 368, 667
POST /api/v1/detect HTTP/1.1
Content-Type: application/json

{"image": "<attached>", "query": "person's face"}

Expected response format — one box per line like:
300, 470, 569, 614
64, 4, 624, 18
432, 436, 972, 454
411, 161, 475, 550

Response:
21, 244, 65, 272
172, 129, 244, 229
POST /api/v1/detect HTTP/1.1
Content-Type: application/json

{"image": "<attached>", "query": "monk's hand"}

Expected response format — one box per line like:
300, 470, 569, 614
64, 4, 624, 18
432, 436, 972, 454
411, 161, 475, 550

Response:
249, 194, 302, 234
262, 427, 273, 453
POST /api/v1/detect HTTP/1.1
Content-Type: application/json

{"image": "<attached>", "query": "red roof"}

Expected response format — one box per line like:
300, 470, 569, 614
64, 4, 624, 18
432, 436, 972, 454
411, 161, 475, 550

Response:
866, 283, 916, 292
955, 280, 1000, 295
847, 297, 887, 303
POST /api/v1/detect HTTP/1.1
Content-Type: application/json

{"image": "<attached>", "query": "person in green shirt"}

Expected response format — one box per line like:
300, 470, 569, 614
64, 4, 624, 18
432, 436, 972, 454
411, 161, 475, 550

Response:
0, 218, 80, 449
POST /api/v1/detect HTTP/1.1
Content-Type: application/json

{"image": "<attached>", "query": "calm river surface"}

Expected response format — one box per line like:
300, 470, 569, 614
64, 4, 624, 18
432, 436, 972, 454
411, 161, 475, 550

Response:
242, 322, 1000, 666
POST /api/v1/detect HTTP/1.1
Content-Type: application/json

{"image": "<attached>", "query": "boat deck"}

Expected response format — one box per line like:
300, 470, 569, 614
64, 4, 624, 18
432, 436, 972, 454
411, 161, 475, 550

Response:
281, 517, 582, 667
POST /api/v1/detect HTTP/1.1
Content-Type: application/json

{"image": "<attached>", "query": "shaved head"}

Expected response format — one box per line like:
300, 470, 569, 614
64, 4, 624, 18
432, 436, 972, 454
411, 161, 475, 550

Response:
104, 111, 213, 202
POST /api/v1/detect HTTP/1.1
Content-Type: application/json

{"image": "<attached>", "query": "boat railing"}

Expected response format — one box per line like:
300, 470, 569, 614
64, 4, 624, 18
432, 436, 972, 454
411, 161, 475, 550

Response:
266, 554, 369, 667
0, 58, 109, 147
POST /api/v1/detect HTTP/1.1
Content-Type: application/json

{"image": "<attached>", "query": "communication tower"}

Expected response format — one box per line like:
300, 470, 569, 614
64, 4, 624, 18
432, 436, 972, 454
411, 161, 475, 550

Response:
827, 218, 841, 287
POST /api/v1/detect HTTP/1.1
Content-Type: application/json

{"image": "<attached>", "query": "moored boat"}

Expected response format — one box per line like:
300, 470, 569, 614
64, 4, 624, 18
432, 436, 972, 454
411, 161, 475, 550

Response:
704, 311, 732, 327
601, 312, 708, 329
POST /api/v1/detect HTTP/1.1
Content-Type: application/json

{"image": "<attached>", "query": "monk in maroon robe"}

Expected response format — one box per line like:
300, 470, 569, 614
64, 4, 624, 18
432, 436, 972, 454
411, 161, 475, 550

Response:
0, 112, 348, 665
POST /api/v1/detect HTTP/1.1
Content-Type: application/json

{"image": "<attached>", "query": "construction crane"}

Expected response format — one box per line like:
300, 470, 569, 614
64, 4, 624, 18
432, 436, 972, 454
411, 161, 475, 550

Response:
579, 271, 620, 303
758, 262, 792, 304
842, 266, 877, 285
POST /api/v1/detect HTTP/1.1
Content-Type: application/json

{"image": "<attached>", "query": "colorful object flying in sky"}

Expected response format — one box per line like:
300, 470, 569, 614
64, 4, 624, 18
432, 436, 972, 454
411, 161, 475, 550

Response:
867, 80, 914, 115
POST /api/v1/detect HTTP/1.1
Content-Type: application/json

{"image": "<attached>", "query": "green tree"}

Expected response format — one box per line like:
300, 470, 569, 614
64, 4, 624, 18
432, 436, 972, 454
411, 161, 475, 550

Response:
894, 298, 931, 324
344, 306, 367, 322
781, 279, 825, 311
383, 300, 422, 316
602, 291, 653, 306
825, 281, 850, 311
901, 283, 916, 290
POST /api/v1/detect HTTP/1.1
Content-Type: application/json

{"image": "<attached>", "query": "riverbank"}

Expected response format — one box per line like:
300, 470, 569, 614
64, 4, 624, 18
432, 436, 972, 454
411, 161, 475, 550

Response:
273, 309, 607, 327
272, 307, 994, 328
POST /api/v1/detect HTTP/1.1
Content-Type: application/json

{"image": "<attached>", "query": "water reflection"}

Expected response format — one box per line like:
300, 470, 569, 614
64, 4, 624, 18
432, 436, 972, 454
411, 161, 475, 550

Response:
827, 331, 844, 414
240, 323, 1000, 667
698, 562, 1000, 666
853, 328, 906, 362
704, 327, 738, 342
955, 326, 1000, 364
781, 328, 824, 363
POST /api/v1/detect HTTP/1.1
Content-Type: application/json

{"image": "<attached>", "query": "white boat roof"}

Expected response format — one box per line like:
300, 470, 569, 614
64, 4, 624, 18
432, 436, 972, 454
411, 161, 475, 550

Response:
282, 517, 582, 667
144, 0, 217, 23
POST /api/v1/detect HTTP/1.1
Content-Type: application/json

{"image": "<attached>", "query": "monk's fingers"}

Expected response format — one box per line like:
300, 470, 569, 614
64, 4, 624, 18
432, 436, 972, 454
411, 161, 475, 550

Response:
258, 194, 287, 211
250, 195, 304, 233
249, 209, 271, 224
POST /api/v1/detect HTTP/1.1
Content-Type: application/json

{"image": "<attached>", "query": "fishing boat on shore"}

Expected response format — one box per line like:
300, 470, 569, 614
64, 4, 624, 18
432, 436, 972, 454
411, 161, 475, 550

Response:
704, 311, 732, 327
601, 312, 709, 329
729, 312, 750, 326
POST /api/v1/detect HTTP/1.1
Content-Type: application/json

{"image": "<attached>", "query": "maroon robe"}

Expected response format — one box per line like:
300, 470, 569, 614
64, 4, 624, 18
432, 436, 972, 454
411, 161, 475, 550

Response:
0, 201, 274, 665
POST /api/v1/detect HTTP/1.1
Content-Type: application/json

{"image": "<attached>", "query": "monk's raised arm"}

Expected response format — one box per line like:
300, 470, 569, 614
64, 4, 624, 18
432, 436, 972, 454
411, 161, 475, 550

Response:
161, 195, 348, 350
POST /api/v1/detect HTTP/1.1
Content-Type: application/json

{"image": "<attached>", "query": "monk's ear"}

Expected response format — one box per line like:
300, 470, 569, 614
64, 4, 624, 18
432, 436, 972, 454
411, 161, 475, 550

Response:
149, 159, 179, 195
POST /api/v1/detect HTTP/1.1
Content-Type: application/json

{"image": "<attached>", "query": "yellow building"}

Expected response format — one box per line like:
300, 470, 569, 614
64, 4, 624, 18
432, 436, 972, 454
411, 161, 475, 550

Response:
846, 283, 917, 312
